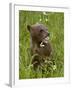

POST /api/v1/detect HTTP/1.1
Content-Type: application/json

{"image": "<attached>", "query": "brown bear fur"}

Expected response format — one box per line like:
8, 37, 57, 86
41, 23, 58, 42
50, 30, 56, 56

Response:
27, 23, 52, 69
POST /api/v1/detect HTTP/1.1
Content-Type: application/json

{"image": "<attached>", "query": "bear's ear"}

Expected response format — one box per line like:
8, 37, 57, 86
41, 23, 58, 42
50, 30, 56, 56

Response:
27, 25, 31, 32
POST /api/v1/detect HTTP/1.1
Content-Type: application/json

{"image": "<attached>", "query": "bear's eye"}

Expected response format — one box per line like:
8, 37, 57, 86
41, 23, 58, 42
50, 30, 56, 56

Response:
40, 29, 43, 33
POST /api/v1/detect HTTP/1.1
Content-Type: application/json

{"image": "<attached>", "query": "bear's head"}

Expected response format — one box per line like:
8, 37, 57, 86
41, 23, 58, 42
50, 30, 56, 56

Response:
27, 23, 50, 47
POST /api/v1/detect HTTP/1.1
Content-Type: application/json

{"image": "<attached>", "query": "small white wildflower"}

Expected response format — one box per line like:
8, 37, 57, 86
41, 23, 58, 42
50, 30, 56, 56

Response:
39, 18, 42, 21
43, 12, 47, 15
40, 42, 45, 47
45, 18, 48, 22
53, 65, 56, 70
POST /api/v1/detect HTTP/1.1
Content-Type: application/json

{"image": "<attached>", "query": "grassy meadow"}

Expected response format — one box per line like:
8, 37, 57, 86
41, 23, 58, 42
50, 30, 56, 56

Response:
19, 10, 64, 79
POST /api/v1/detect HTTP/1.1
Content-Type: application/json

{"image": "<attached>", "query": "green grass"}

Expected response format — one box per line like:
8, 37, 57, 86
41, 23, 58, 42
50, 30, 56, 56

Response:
19, 11, 64, 79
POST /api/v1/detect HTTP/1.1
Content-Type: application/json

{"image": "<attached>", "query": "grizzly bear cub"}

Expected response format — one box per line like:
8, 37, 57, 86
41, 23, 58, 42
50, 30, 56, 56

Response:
27, 23, 52, 70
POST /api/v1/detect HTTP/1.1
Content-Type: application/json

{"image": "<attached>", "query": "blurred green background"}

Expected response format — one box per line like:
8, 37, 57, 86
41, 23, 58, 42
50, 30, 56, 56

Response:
19, 10, 64, 79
